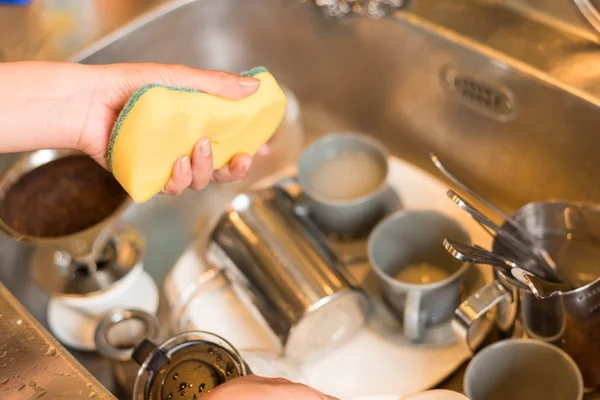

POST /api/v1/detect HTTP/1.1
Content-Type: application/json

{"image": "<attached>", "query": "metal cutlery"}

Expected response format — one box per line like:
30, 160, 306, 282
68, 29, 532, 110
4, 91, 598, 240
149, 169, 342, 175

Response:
430, 152, 564, 283
443, 239, 572, 298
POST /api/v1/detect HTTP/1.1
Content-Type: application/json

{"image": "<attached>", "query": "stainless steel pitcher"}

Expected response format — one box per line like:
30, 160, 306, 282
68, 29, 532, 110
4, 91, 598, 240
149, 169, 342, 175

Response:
453, 201, 600, 388
207, 184, 371, 362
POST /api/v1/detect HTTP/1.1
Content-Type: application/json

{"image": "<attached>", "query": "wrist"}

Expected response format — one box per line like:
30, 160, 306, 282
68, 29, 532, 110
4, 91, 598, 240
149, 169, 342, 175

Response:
0, 61, 103, 153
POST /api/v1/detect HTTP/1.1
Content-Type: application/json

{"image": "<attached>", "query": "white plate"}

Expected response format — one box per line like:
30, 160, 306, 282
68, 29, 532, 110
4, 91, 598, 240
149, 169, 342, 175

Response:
165, 156, 494, 399
47, 270, 159, 351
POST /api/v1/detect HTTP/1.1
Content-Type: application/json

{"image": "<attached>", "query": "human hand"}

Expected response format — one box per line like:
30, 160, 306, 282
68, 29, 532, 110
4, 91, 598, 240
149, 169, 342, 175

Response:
80, 62, 271, 195
0, 61, 271, 196
204, 375, 339, 400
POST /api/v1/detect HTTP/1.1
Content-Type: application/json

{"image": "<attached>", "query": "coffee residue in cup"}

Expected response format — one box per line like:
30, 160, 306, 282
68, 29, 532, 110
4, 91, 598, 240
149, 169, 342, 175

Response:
395, 262, 451, 285
308, 151, 385, 200
0, 155, 128, 238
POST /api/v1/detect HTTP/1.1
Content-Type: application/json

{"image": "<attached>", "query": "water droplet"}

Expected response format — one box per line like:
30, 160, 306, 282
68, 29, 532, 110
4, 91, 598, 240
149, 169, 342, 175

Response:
216, 356, 221, 362
45, 347, 57, 357
208, 348, 215, 355
173, 372, 179, 380
198, 383, 205, 393
87, 383, 92, 388
18, 384, 26, 391
78, 391, 83, 395
167, 394, 173, 400
188, 383, 193, 388
16, 319, 22, 325
225, 364, 234, 377
1, 377, 8, 385
193, 395, 198, 400
89, 391, 97, 398
178, 382, 186, 391
180, 391, 186, 396
0, 351, 7, 359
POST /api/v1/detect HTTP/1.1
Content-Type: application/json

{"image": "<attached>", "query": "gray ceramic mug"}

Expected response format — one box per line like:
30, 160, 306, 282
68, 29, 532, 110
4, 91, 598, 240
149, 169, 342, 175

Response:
297, 132, 390, 237
464, 339, 583, 400
368, 210, 471, 342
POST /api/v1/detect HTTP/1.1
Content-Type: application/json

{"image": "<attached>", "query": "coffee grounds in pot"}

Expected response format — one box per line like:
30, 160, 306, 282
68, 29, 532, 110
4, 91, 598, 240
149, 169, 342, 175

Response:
0, 155, 128, 238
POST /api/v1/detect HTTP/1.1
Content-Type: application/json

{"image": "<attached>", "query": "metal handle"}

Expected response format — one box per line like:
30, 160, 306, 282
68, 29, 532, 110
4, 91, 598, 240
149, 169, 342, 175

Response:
431, 153, 559, 274
94, 308, 160, 362
452, 280, 512, 351
131, 338, 168, 372
404, 291, 424, 341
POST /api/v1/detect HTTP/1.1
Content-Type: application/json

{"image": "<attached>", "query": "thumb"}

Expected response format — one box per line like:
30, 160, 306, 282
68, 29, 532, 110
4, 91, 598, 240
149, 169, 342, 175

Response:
103, 62, 261, 107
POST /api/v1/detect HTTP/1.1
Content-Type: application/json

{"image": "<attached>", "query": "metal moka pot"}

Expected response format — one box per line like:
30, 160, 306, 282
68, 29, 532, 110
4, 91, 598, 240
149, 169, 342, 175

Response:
0, 149, 135, 296
452, 200, 600, 389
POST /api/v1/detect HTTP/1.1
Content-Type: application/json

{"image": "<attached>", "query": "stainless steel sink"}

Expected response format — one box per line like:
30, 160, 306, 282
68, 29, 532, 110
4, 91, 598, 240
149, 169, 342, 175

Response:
3, 0, 600, 398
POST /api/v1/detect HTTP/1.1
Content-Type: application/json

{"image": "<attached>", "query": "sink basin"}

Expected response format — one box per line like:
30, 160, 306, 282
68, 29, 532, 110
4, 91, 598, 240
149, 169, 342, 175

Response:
3, 0, 600, 397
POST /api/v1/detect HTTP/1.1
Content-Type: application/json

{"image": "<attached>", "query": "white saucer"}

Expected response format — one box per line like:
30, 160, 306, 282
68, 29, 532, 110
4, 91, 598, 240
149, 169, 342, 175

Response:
47, 270, 159, 351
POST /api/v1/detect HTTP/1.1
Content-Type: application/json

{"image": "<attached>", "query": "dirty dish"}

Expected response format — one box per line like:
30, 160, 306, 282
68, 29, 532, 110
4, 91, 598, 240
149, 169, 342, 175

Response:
297, 132, 390, 236
368, 210, 471, 342
464, 339, 583, 400
47, 270, 159, 351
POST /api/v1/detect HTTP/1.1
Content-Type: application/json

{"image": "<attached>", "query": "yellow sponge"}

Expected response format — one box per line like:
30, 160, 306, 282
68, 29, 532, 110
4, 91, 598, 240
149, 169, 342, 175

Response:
107, 66, 287, 203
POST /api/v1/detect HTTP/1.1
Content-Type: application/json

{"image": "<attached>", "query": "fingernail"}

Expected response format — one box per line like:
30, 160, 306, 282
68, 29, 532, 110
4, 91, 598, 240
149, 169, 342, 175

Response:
180, 156, 191, 173
238, 157, 252, 174
199, 137, 211, 156
238, 76, 260, 87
